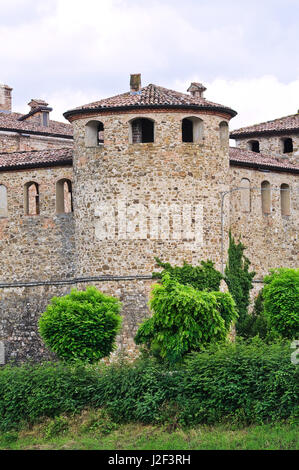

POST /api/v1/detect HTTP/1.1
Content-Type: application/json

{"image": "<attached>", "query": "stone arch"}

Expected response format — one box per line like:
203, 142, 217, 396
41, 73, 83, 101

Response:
129, 117, 155, 143
24, 182, 39, 215
219, 121, 229, 146
0, 184, 8, 217
56, 179, 73, 214
261, 181, 271, 215
280, 183, 290, 216
85, 120, 104, 147
240, 178, 251, 212
182, 116, 204, 143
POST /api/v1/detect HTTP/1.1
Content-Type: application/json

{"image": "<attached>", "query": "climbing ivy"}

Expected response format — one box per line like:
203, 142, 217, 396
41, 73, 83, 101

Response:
224, 231, 255, 334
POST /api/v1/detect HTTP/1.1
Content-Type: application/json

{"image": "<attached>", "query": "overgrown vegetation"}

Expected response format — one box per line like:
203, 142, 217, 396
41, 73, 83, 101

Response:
153, 257, 223, 292
0, 416, 297, 450
38, 287, 122, 363
135, 274, 237, 364
224, 232, 255, 334
0, 340, 297, 432
263, 268, 299, 339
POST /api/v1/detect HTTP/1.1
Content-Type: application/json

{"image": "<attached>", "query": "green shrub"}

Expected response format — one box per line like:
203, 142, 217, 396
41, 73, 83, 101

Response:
0, 340, 297, 431
237, 289, 270, 340
224, 232, 255, 333
38, 287, 122, 363
263, 268, 299, 339
153, 257, 223, 291
135, 274, 238, 364
180, 338, 298, 425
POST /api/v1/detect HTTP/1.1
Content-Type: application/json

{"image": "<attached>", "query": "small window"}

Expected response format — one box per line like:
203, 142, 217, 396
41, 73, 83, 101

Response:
282, 138, 293, 154
280, 184, 290, 216
24, 182, 39, 215
182, 117, 203, 143
56, 179, 73, 214
240, 178, 250, 212
42, 112, 49, 127
219, 121, 228, 146
261, 181, 271, 214
130, 118, 154, 143
248, 140, 260, 153
0, 184, 8, 217
85, 120, 104, 147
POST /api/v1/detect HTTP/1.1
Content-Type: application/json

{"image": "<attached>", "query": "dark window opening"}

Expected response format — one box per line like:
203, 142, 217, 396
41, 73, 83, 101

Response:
283, 138, 293, 153
97, 122, 104, 144
250, 140, 260, 153
131, 118, 154, 143
182, 118, 193, 142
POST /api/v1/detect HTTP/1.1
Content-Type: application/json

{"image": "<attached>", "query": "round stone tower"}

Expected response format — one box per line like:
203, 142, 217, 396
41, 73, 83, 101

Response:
64, 75, 237, 350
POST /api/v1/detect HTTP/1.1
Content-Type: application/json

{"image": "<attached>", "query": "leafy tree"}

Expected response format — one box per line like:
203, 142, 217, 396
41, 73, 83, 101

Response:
263, 268, 299, 339
153, 257, 223, 292
39, 287, 122, 363
135, 274, 238, 365
236, 289, 269, 340
224, 232, 255, 333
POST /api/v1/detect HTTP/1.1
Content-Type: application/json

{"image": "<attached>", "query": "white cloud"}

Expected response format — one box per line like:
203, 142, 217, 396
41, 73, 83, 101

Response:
174, 75, 299, 131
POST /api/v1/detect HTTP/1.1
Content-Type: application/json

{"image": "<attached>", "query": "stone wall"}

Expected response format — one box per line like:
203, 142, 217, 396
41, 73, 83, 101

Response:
229, 165, 299, 280
235, 133, 299, 165
0, 278, 153, 363
0, 165, 75, 282
0, 131, 73, 153
72, 109, 232, 279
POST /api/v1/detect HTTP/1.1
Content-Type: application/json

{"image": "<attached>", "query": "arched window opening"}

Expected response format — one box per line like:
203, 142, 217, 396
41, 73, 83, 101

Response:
248, 140, 260, 153
56, 179, 73, 214
282, 138, 293, 154
130, 118, 154, 143
182, 117, 203, 143
85, 120, 104, 147
261, 181, 271, 215
24, 182, 39, 216
219, 121, 229, 146
240, 178, 251, 212
0, 184, 8, 217
280, 184, 290, 216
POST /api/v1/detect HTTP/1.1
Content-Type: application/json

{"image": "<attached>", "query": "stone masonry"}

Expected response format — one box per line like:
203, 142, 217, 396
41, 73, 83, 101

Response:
0, 76, 298, 363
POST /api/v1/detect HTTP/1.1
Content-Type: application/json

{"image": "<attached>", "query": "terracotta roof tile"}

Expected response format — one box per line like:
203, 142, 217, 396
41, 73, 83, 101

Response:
0, 146, 297, 174
0, 111, 73, 138
230, 114, 299, 137
64, 83, 237, 118
0, 148, 73, 171
229, 146, 299, 173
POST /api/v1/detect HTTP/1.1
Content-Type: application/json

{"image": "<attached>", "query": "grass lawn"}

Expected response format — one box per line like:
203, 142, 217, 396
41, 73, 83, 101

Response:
0, 409, 297, 450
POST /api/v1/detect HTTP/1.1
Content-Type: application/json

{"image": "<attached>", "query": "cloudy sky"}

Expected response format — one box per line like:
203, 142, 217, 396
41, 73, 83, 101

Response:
0, 0, 298, 130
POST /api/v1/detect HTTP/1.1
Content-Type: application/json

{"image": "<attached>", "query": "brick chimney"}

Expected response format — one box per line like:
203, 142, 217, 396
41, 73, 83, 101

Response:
18, 99, 52, 126
130, 74, 142, 94
187, 82, 207, 99
0, 84, 13, 113
28, 99, 49, 112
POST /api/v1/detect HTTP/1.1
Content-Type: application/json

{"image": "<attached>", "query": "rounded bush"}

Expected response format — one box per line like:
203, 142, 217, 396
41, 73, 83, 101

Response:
38, 287, 122, 363
263, 268, 299, 339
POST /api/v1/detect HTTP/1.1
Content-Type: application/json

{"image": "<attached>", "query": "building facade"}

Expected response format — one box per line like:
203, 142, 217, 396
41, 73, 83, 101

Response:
0, 76, 298, 363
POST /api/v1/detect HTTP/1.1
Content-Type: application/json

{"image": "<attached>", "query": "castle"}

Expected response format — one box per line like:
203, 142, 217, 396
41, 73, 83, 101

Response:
0, 75, 298, 364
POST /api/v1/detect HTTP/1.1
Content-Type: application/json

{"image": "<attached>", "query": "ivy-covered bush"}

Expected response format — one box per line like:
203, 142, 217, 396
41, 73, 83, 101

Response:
263, 268, 299, 339
224, 232, 255, 333
39, 287, 122, 363
135, 274, 238, 364
153, 257, 223, 292
236, 289, 270, 340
